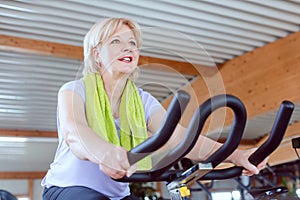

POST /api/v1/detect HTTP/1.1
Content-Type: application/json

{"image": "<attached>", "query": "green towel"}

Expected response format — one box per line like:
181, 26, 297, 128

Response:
83, 73, 151, 170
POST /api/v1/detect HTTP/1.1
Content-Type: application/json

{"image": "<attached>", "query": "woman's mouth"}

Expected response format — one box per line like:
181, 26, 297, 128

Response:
118, 56, 133, 63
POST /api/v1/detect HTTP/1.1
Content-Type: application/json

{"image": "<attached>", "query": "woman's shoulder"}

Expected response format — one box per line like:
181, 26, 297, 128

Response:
137, 87, 152, 100
137, 87, 161, 107
59, 79, 84, 91
58, 79, 86, 101
137, 87, 163, 123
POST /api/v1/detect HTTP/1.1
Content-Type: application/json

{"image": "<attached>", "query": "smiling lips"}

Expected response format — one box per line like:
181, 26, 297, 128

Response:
118, 56, 133, 63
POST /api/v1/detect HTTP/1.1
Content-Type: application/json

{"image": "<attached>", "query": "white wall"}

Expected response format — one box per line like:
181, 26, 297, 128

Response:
34, 179, 43, 200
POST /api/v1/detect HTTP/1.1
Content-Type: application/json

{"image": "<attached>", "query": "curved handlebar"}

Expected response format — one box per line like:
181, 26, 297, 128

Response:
201, 100, 295, 180
203, 95, 246, 168
118, 94, 247, 182
117, 96, 294, 184
127, 90, 190, 165
152, 94, 246, 171
248, 101, 294, 166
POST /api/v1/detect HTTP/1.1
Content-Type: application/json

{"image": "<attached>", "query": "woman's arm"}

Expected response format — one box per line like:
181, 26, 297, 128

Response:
147, 108, 266, 176
58, 90, 135, 178
186, 132, 267, 175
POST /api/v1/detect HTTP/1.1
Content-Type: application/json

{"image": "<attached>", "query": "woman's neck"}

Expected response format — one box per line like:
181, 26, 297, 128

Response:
101, 73, 129, 118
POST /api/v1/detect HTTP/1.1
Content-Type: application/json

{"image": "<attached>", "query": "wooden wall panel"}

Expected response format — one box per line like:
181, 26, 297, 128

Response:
0, 35, 83, 60
217, 31, 300, 118
0, 35, 199, 76
0, 172, 46, 179
169, 31, 300, 129
268, 121, 300, 166
0, 129, 57, 138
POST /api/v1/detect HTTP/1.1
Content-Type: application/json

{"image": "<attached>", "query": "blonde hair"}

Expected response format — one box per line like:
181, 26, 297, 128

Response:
82, 18, 142, 76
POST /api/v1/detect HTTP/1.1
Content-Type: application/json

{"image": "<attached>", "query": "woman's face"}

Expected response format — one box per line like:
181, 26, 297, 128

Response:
97, 24, 139, 78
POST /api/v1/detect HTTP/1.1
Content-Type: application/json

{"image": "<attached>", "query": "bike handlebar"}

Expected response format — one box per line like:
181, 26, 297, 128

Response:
201, 100, 294, 180
127, 90, 190, 165
152, 94, 246, 172
116, 94, 294, 183
248, 101, 294, 166
118, 94, 247, 182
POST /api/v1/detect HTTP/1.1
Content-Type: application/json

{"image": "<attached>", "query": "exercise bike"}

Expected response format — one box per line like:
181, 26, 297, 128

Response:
116, 91, 295, 200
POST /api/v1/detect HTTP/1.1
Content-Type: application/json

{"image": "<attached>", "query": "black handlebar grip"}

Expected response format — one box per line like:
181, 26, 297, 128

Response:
119, 99, 294, 182
248, 100, 294, 166
118, 94, 245, 182
201, 167, 242, 180
201, 100, 295, 180
116, 170, 181, 183
150, 94, 247, 174
204, 95, 247, 168
127, 90, 190, 165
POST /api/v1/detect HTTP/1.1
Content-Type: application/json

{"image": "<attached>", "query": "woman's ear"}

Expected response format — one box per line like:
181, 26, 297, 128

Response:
93, 47, 101, 67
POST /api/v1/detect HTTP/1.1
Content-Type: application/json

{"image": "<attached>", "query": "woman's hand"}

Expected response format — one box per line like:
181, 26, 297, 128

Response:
98, 145, 137, 179
227, 148, 268, 176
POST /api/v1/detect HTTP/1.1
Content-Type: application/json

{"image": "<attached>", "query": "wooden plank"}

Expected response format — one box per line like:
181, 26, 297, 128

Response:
240, 121, 300, 166
138, 55, 201, 75
0, 129, 57, 138
268, 140, 299, 166
28, 179, 33, 200
0, 35, 83, 60
218, 31, 300, 118
0, 35, 200, 75
268, 121, 300, 166
0, 171, 46, 179
164, 31, 300, 128
217, 138, 259, 146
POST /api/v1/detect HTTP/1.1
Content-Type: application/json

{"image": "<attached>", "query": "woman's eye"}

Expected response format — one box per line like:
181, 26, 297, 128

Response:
129, 41, 136, 46
111, 39, 120, 44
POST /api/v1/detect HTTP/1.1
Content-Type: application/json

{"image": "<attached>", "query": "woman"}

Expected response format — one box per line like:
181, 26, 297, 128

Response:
42, 18, 266, 200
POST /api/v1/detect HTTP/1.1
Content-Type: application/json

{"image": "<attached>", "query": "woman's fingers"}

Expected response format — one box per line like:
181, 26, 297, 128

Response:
99, 145, 135, 179
242, 163, 259, 176
257, 157, 269, 170
242, 169, 254, 176
230, 148, 269, 176
240, 149, 269, 176
126, 164, 137, 177
99, 162, 126, 179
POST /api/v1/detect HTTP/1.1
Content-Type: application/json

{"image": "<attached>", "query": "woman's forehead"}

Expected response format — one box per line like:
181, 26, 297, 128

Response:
111, 25, 136, 39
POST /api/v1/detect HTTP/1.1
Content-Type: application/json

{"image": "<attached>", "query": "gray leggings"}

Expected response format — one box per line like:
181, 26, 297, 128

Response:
42, 186, 138, 200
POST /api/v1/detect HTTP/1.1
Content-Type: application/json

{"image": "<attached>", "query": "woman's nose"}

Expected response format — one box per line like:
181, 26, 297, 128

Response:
121, 43, 132, 52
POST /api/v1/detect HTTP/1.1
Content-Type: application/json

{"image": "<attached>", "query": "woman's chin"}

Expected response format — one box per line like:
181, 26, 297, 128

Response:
121, 65, 137, 74
113, 69, 136, 79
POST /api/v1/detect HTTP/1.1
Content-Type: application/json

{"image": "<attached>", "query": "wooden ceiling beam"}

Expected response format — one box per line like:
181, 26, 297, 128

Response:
0, 35, 200, 75
267, 121, 300, 166
0, 35, 83, 60
167, 31, 300, 128
218, 31, 300, 118
0, 129, 57, 138
236, 121, 300, 166
0, 171, 46, 179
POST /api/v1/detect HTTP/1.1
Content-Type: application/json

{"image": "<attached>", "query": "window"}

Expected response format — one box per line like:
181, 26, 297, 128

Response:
17, 197, 30, 200
211, 190, 241, 200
